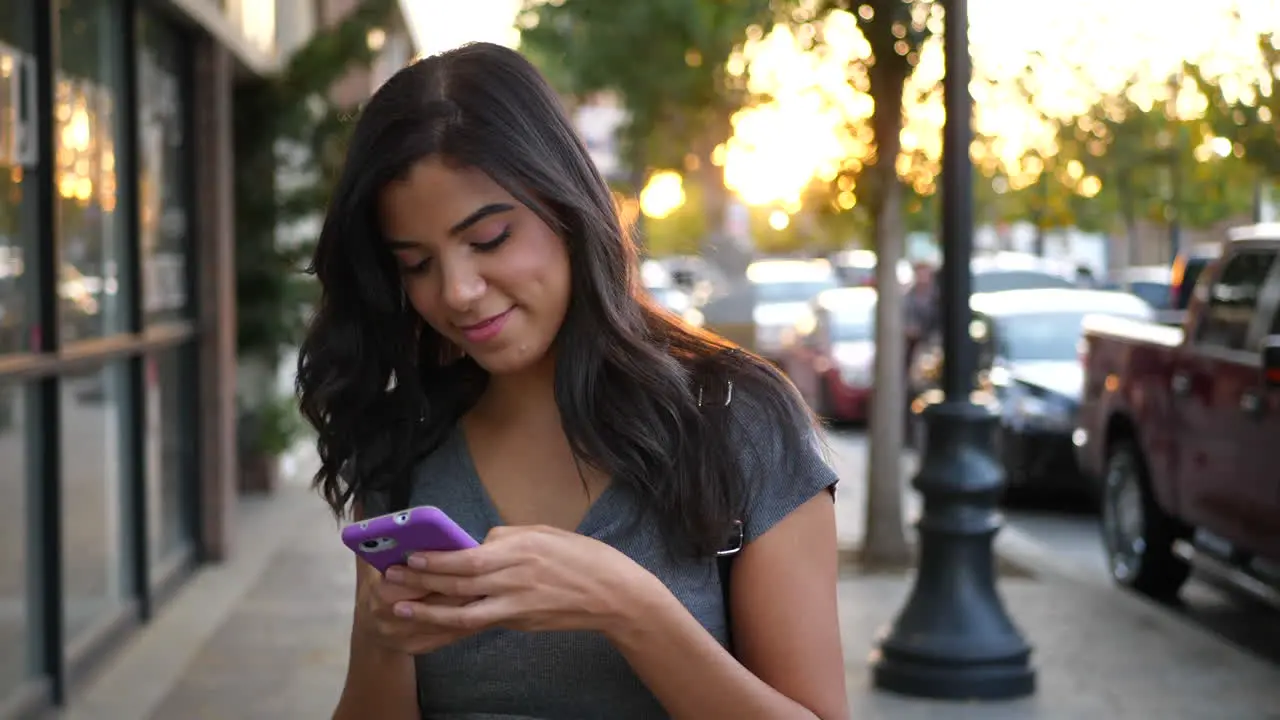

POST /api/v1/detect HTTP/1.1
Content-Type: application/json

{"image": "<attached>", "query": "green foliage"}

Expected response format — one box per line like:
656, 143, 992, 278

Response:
520, 0, 775, 172
243, 392, 307, 455
1002, 85, 1262, 235
1190, 33, 1280, 181
235, 0, 399, 365
642, 181, 710, 257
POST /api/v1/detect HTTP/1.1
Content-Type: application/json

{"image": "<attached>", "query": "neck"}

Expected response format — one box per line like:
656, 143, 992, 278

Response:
472, 353, 559, 427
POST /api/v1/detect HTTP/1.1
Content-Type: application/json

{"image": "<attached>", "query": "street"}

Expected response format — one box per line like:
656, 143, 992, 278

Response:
824, 426, 1280, 667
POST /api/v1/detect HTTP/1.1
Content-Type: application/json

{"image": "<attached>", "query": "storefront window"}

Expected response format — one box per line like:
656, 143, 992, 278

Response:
137, 11, 190, 326
56, 0, 127, 345
60, 361, 130, 650
144, 348, 193, 575
0, 382, 38, 698
0, 0, 39, 355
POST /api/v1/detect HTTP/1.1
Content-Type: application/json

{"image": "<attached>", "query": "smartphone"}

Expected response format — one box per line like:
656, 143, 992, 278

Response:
342, 505, 479, 574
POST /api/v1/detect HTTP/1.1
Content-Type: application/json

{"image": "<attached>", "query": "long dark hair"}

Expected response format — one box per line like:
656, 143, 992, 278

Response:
297, 42, 818, 556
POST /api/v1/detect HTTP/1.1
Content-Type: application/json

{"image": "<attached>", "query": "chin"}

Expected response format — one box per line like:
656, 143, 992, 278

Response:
469, 341, 553, 376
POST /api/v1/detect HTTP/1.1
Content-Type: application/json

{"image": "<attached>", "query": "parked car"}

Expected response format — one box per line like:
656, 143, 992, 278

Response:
970, 252, 1079, 293
910, 288, 1154, 496
746, 258, 838, 364
647, 286, 705, 328
780, 286, 877, 423
1077, 223, 1280, 603
1100, 265, 1179, 325
829, 249, 912, 289
653, 254, 727, 306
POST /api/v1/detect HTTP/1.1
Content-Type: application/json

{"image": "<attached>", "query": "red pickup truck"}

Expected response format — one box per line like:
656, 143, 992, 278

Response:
1076, 223, 1280, 603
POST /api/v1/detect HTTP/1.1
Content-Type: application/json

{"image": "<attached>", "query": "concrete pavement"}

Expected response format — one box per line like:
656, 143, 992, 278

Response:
50, 434, 1280, 720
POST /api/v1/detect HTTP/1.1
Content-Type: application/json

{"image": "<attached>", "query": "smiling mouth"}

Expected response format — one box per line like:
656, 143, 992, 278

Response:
456, 308, 514, 342
458, 309, 512, 332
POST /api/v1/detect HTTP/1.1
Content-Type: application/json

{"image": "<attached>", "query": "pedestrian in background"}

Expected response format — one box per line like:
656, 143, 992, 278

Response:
904, 261, 939, 376
296, 42, 849, 720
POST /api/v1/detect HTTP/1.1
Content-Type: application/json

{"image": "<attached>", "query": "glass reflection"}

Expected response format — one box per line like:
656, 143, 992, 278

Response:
0, 1, 38, 355
145, 349, 192, 573
0, 382, 36, 697
57, 0, 126, 344
137, 12, 190, 325
61, 362, 129, 648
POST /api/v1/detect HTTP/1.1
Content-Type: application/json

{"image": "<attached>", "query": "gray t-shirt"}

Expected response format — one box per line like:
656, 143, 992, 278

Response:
362, 390, 837, 720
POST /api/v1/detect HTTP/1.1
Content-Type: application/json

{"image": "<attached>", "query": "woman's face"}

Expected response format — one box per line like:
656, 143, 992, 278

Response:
378, 157, 571, 375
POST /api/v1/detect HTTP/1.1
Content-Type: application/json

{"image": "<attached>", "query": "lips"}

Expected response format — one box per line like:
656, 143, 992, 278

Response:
457, 308, 513, 343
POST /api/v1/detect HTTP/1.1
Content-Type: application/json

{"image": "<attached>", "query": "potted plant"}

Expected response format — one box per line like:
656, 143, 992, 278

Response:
238, 393, 304, 494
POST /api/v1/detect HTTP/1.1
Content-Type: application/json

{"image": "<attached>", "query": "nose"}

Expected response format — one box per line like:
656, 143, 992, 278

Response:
440, 256, 486, 312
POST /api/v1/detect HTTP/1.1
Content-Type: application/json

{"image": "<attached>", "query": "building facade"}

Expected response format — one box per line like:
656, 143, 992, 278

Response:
0, 1, 415, 717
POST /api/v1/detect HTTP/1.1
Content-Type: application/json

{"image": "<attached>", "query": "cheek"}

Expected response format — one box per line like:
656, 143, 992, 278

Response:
506, 236, 571, 307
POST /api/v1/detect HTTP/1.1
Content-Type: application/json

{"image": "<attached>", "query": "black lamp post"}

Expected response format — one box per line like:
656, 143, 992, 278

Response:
870, 0, 1036, 700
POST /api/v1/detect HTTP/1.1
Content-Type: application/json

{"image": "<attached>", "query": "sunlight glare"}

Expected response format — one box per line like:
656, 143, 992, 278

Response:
639, 170, 686, 219
721, 0, 1280, 210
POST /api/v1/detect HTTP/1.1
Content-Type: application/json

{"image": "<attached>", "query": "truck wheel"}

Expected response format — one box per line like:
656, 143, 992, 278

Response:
1100, 441, 1191, 600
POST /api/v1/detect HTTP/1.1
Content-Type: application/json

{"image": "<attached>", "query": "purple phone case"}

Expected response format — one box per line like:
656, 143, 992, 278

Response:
342, 505, 479, 574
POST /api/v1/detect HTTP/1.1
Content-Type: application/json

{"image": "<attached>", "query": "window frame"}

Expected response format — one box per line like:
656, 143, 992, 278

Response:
1191, 245, 1280, 355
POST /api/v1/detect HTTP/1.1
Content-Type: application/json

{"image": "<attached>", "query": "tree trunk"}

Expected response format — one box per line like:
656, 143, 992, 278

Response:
694, 120, 752, 278
863, 71, 912, 569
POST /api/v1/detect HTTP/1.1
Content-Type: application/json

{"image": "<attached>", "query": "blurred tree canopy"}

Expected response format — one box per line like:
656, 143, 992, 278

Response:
520, 0, 776, 262
808, 0, 934, 257
519, 0, 773, 180
643, 180, 710, 257
1191, 32, 1280, 181
988, 83, 1262, 248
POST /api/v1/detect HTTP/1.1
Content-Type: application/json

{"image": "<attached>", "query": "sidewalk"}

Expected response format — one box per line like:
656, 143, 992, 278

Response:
56, 443, 1280, 720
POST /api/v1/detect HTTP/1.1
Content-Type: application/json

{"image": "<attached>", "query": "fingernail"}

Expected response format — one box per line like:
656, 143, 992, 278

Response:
394, 603, 413, 618
407, 554, 428, 570
385, 567, 405, 583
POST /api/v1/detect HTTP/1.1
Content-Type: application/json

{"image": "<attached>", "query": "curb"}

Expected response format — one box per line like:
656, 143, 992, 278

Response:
994, 521, 1111, 589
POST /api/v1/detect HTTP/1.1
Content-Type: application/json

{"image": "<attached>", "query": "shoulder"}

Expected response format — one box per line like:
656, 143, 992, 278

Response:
702, 352, 837, 543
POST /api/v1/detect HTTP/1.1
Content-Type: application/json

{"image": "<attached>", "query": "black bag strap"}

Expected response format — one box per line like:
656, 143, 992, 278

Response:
696, 349, 744, 650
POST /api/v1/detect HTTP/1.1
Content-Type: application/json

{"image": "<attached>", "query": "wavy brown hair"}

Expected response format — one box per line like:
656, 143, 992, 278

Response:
296, 42, 817, 556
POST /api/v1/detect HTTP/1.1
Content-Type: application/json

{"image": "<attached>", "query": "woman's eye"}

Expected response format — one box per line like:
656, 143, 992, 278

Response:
401, 257, 431, 275
473, 228, 511, 253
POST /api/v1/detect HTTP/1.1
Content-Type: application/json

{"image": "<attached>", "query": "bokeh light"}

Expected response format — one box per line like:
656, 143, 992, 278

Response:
639, 170, 687, 219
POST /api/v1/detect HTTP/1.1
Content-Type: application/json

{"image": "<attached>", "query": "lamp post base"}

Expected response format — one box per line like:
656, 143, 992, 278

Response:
870, 400, 1036, 700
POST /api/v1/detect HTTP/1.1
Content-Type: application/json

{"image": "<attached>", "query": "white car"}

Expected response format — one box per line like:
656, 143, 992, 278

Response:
747, 259, 839, 362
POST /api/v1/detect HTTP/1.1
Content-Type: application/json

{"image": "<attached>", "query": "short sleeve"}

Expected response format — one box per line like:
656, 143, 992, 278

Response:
729, 389, 839, 544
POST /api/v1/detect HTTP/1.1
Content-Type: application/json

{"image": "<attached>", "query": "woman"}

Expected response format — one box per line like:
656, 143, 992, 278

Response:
297, 42, 847, 720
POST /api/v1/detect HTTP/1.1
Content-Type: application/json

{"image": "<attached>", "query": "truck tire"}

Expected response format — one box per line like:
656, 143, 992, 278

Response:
1100, 440, 1191, 601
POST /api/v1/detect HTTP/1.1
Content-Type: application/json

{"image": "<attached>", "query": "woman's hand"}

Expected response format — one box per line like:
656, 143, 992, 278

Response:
383, 525, 662, 637
353, 560, 483, 656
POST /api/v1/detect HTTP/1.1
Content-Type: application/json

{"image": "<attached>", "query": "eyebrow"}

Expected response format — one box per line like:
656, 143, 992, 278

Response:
449, 202, 515, 235
385, 202, 515, 250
